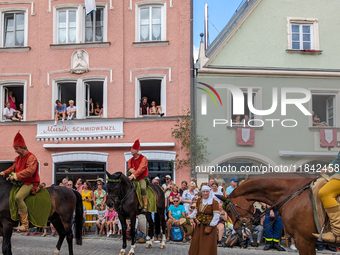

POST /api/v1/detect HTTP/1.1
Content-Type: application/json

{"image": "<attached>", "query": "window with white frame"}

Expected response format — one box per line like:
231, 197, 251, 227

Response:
3, 12, 25, 47
137, 77, 166, 117
287, 18, 319, 51
312, 94, 336, 127
85, 81, 103, 117
54, 6, 106, 44
53, 79, 106, 119
84, 8, 104, 42
57, 9, 77, 44
291, 24, 313, 50
137, 4, 165, 42
1, 84, 25, 121
230, 91, 257, 125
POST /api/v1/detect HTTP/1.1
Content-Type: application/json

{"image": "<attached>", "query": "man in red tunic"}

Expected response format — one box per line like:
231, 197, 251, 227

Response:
128, 139, 149, 213
0, 132, 40, 231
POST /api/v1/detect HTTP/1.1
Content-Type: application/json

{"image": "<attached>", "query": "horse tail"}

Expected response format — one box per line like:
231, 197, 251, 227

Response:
72, 190, 83, 245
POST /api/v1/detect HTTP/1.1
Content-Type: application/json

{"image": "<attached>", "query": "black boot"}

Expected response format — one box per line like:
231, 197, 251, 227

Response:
263, 241, 272, 250
272, 241, 285, 251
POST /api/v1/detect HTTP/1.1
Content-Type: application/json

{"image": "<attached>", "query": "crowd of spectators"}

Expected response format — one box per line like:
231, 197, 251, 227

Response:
26, 175, 310, 252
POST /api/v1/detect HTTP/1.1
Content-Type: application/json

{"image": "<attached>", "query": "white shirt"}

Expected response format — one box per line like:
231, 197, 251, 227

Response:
67, 105, 76, 111
3, 107, 15, 118
211, 190, 224, 203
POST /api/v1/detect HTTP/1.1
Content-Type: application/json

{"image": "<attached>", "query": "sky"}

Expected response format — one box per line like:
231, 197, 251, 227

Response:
193, 0, 245, 59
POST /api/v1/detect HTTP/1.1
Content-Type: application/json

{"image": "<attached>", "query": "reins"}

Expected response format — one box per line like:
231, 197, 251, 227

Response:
227, 179, 315, 226
107, 178, 136, 214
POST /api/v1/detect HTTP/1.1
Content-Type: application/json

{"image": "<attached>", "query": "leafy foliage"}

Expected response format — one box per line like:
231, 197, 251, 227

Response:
171, 109, 209, 170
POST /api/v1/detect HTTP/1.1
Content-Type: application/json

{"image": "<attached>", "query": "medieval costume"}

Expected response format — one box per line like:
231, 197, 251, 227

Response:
128, 139, 149, 213
188, 186, 219, 255
1, 132, 40, 231
313, 152, 340, 242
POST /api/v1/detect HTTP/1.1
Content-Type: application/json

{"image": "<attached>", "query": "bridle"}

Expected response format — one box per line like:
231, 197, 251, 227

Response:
224, 180, 314, 228
106, 178, 136, 214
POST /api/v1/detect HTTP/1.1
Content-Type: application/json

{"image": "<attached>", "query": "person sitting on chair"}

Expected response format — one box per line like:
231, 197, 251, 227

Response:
0, 132, 40, 232
127, 139, 149, 214
313, 152, 340, 242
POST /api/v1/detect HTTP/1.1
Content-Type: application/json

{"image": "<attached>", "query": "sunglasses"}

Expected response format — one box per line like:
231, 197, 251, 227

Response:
174, 200, 179, 202
97, 183, 102, 185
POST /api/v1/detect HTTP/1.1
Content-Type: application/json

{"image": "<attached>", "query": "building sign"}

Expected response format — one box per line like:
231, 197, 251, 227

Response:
36, 120, 124, 141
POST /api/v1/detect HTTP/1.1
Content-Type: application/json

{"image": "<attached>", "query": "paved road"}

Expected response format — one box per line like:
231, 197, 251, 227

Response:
4, 233, 338, 255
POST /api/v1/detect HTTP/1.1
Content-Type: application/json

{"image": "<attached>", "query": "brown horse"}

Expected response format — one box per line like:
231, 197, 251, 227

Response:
0, 176, 83, 255
217, 174, 325, 255
105, 171, 166, 255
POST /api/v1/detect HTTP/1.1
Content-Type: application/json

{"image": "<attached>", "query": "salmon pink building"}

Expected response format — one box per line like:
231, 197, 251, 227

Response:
0, 0, 192, 185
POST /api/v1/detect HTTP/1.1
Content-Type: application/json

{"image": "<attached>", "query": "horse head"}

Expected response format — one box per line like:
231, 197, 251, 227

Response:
216, 194, 254, 240
105, 171, 130, 208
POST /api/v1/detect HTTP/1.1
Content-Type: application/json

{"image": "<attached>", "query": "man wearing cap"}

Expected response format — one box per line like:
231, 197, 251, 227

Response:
0, 132, 40, 232
225, 178, 238, 195
127, 139, 149, 213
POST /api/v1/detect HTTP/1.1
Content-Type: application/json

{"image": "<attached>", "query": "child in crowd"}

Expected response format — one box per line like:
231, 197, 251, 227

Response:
96, 203, 107, 236
105, 207, 116, 237
188, 203, 197, 230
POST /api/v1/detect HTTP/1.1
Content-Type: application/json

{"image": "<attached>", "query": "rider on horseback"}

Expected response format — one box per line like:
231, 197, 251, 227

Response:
313, 152, 340, 242
127, 139, 149, 214
0, 131, 40, 232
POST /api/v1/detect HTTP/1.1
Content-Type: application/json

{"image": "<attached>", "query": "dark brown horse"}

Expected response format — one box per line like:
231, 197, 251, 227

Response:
105, 171, 166, 255
0, 176, 83, 255
217, 174, 324, 255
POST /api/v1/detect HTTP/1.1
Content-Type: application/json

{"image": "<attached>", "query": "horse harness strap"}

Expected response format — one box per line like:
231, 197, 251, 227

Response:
108, 180, 136, 214
254, 181, 314, 223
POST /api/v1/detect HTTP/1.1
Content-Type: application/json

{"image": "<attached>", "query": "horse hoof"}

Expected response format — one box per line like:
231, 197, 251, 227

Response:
118, 252, 126, 255
146, 243, 152, 248
160, 245, 165, 249
53, 248, 60, 255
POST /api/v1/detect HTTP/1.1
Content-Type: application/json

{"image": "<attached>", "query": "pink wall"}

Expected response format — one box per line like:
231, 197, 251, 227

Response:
0, 0, 191, 185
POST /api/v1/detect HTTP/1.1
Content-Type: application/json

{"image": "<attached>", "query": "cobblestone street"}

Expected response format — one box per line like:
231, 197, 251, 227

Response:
5, 233, 339, 255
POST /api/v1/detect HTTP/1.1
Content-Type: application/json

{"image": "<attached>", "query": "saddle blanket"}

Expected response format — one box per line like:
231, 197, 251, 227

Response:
10, 185, 51, 228
132, 180, 157, 213
310, 175, 340, 233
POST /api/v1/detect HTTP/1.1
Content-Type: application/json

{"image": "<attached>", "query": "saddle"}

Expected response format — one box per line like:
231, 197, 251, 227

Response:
310, 174, 340, 234
132, 180, 157, 213
10, 185, 51, 228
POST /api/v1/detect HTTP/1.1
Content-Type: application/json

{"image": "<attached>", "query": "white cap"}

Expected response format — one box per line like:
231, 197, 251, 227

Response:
154, 177, 160, 180
165, 175, 171, 179
201, 185, 211, 192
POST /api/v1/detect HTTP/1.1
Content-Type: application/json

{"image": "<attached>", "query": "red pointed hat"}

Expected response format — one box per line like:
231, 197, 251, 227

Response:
132, 139, 140, 150
13, 131, 26, 147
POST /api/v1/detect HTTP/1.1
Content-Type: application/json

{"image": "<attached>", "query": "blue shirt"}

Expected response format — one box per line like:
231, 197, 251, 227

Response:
226, 186, 234, 195
55, 104, 66, 112
168, 204, 185, 220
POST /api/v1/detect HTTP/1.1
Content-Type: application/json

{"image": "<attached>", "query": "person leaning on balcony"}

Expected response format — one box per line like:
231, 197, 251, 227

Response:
313, 113, 328, 127
140, 96, 149, 115
54, 99, 66, 126
3, 102, 21, 121
66, 100, 76, 120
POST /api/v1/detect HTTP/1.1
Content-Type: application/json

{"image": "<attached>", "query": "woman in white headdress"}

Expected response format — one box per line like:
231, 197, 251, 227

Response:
188, 185, 219, 255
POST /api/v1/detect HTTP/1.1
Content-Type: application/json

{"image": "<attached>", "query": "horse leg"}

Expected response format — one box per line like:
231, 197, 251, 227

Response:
2, 221, 13, 255
128, 216, 136, 255
51, 217, 66, 255
146, 212, 154, 248
295, 236, 316, 255
119, 216, 127, 255
159, 208, 166, 249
